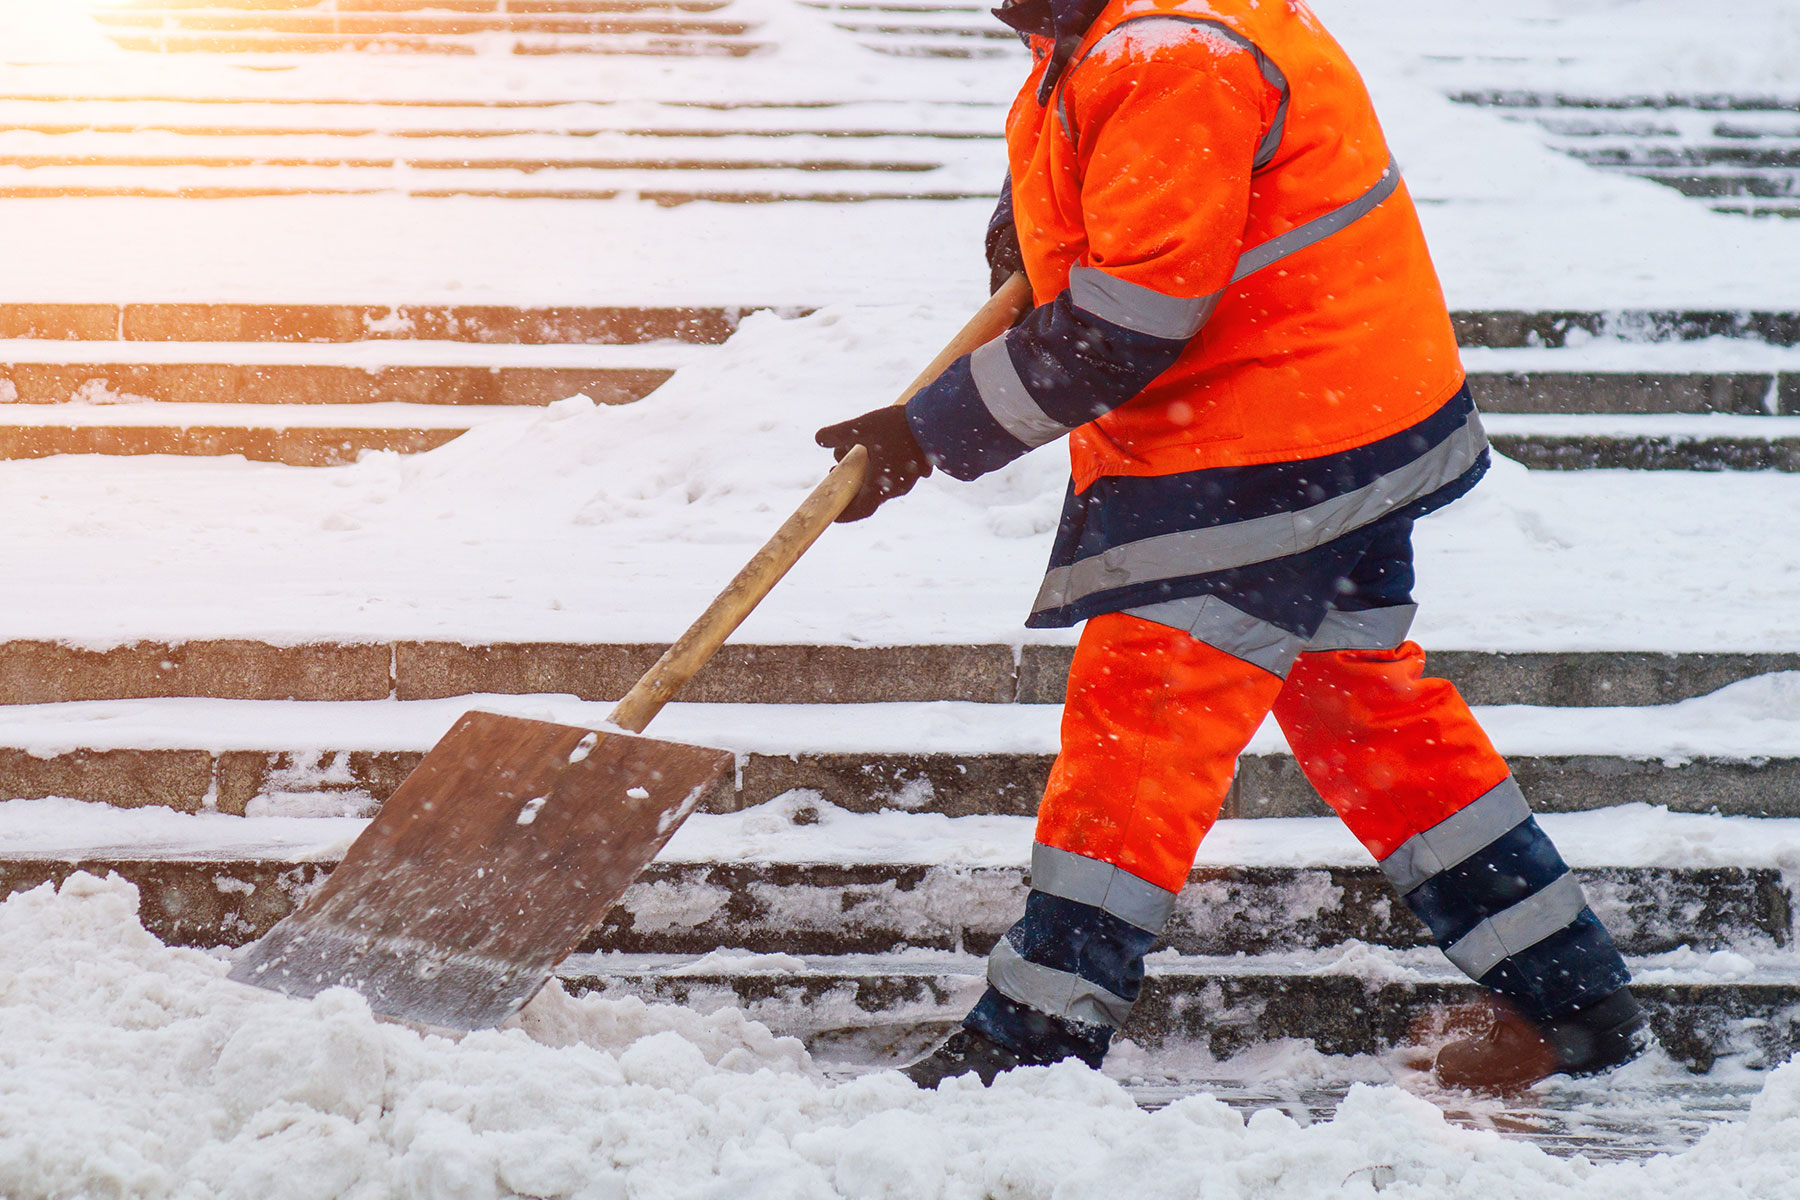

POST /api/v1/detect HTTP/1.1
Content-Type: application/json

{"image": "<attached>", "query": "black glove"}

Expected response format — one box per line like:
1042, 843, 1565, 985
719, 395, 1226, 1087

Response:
814, 404, 933, 523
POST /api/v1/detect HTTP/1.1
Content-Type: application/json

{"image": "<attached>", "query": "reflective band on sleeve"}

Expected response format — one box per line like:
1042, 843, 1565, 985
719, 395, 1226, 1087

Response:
1443, 872, 1590, 980
1030, 843, 1178, 934
1305, 604, 1418, 653
1055, 16, 1289, 170
1125, 593, 1304, 678
970, 337, 1072, 449
987, 936, 1136, 1029
1232, 155, 1402, 284
1068, 266, 1218, 341
1032, 407, 1486, 615
1379, 777, 1531, 897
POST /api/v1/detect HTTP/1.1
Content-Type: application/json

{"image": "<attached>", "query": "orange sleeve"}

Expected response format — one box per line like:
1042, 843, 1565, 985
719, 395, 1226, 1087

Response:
1065, 44, 1277, 300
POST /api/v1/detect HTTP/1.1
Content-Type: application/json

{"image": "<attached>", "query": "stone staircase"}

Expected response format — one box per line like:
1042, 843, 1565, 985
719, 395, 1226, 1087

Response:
1450, 91, 1800, 220
3, 0, 1800, 1092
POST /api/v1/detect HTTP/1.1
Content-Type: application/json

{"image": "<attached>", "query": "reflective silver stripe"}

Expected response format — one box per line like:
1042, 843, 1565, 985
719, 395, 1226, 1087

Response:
1305, 604, 1418, 653
1444, 873, 1590, 980
987, 937, 1135, 1029
1126, 593, 1304, 678
1055, 16, 1290, 171
970, 337, 1072, 449
1232, 156, 1402, 284
1068, 266, 1217, 341
1379, 777, 1531, 897
1030, 843, 1178, 934
1032, 406, 1486, 615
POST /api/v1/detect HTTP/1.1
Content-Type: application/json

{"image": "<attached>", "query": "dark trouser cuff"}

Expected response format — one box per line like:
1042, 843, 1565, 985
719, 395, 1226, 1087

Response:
963, 987, 1112, 1069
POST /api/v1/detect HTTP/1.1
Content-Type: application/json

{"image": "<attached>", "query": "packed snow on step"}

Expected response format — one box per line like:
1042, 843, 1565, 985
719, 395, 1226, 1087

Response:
4, 671, 1800, 762
5, 786, 1800, 881
0, 305, 1796, 652
5, 871, 1800, 1200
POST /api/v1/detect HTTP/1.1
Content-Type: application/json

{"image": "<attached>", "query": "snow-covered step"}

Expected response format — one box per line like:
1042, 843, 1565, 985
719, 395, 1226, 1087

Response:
1, 686, 1796, 818
1485, 413, 1800, 472
0, 849, 1777, 966
1450, 93, 1800, 221
1462, 343, 1800, 415
0, 339, 701, 405
0, 797, 1788, 967
0, 640, 1796, 709
5, 303, 1793, 348
1453, 308, 1800, 349
90, 5, 767, 58
0, 640, 1794, 710
0, 403, 544, 465
0, 302, 766, 345
564, 948, 1800, 1072
0, 97, 1009, 141
0, 163, 987, 203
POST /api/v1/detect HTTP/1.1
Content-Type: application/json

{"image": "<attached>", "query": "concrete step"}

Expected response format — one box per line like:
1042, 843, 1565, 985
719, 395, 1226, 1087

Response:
1, 303, 1790, 348
0, 852, 1778, 962
0, 96, 1007, 141
2, 690, 1795, 818
1485, 414, 1800, 472
10, 738, 1800, 820
0, 303, 764, 344
0, 638, 1793, 708
0, 341, 696, 405
1449, 91, 1800, 224
561, 951, 1800, 1072
0, 403, 538, 466
1467, 370, 1793, 416
92, 9, 751, 36
11, 408, 1798, 469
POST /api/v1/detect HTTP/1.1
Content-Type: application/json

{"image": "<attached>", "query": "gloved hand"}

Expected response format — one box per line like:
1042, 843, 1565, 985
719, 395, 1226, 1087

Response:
814, 404, 933, 523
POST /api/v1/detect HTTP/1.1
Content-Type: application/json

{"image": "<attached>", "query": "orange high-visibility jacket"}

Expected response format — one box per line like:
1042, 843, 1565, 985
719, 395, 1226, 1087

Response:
903, 0, 1485, 627
1013, 0, 1465, 490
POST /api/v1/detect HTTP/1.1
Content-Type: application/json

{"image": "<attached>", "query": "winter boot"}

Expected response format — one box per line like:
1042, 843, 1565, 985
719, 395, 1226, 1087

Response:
1433, 987, 1651, 1092
902, 1027, 1030, 1088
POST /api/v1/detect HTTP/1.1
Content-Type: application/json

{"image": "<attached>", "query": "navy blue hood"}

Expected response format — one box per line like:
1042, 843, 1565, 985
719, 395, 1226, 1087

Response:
993, 0, 1113, 102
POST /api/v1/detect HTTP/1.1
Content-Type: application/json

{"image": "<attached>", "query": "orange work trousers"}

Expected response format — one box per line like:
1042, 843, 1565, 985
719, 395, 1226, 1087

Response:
1038, 611, 1513, 894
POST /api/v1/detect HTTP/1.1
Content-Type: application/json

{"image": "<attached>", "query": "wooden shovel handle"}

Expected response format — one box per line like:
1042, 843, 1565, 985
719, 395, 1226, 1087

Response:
607, 272, 1034, 734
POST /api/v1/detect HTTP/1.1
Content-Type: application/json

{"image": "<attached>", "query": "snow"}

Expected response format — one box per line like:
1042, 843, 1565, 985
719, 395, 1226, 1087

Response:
6, 672, 1799, 760
0, 340, 706, 368
0, 308, 1796, 650
3, 0, 1800, 1190
5, 873, 1800, 1199
0, 2, 1797, 309
4, 791, 1799, 876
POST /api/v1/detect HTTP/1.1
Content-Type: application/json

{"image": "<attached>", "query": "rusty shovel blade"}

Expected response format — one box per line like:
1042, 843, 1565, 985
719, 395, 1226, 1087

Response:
227, 710, 733, 1031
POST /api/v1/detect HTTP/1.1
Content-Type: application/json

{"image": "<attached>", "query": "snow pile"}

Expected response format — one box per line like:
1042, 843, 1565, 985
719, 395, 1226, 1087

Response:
5, 873, 1800, 1199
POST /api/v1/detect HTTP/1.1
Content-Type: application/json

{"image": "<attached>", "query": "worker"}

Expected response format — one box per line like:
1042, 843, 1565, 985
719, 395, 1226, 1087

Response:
814, 0, 1650, 1092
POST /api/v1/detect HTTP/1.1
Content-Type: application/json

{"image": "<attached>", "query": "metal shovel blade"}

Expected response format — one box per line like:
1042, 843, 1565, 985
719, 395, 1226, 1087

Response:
228, 710, 733, 1030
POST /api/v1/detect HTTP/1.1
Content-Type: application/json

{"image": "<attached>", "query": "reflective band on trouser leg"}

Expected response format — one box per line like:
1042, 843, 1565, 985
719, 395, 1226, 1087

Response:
1384, 797, 1631, 1022
964, 861, 1173, 1066
1270, 641, 1511, 861
1038, 612, 1288, 894
965, 613, 1283, 1066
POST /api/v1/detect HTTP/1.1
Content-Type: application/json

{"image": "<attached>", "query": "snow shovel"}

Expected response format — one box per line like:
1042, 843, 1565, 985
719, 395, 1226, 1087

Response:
227, 275, 1034, 1031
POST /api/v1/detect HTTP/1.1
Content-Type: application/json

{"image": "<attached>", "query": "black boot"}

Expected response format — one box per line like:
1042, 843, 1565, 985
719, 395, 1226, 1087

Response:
902, 1027, 1030, 1088
1434, 987, 1651, 1092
